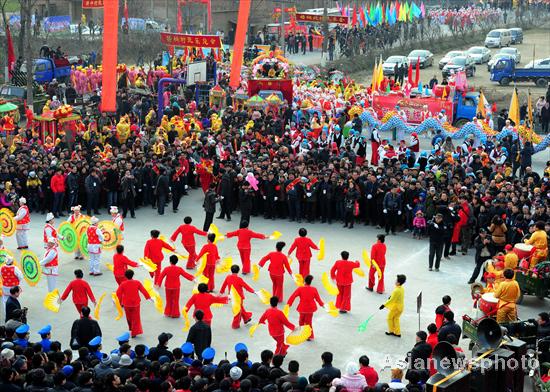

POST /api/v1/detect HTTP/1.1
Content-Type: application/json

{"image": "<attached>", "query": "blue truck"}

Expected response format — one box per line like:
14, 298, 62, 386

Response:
21, 58, 71, 84
490, 58, 550, 87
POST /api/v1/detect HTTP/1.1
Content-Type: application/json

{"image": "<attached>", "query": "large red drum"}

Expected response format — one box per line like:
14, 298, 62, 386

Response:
432, 84, 451, 98
513, 243, 533, 259
478, 293, 498, 315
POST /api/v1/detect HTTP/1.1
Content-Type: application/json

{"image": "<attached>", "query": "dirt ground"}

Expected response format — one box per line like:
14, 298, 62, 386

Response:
353, 27, 550, 107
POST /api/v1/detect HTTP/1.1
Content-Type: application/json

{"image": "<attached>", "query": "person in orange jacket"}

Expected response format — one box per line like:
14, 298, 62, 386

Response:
226, 220, 267, 275
366, 234, 387, 294
196, 233, 220, 292
330, 251, 360, 313
144, 229, 175, 286
113, 245, 139, 285
59, 269, 96, 314
287, 228, 319, 277
157, 255, 195, 318
258, 296, 296, 356
259, 241, 292, 302
184, 283, 228, 325
170, 216, 207, 269
220, 264, 255, 329
116, 269, 152, 338
286, 274, 324, 340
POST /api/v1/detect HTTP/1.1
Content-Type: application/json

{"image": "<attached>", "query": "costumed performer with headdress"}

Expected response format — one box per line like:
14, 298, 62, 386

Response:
87, 217, 105, 276
40, 240, 60, 292
14, 197, 30, 249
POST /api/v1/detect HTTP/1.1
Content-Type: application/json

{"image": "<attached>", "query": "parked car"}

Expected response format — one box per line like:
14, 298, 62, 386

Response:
508, 27, 523, 44
442, 56, 476, 78
498, 47, 521, 64
467, 46, 491, 64
487, 53, 515, 71
438, 50, 464, 70
382, 55, 408, 75
524, 58, 550, 69
484, 29, 512, 48
407, 49, 434, 68
0, 85, 48, 116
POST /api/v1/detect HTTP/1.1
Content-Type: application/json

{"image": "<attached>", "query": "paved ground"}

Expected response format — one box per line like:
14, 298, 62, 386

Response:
3, 165, 548, 377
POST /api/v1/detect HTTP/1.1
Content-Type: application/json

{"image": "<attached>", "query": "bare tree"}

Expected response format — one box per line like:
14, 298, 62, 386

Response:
19, 0, 37, 110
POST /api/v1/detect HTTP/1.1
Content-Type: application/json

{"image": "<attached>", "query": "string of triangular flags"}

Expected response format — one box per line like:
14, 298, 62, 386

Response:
336, 1, 426, 27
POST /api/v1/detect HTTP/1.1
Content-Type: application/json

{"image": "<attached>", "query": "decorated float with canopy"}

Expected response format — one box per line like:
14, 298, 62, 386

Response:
247, 49, 293, 105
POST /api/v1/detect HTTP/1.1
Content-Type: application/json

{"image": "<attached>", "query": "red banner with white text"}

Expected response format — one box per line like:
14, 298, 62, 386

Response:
295, 13, 349, 24
82, 0, 103, 8
160, 33, 221, 48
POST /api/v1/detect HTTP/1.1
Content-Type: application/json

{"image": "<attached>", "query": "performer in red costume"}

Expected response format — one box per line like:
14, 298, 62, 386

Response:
287, 228, 319, 277
286, 275, 324, 340
226, 220, 267, 275
184, 283, 228, 325
144, 230, 175, 285
258, 296, 296, 356
157, 255, 195, 318
60, 269, 96, 314
330, 251, 360, 313
220, 265, 255, 329
366, 234, 387, 294
258, 242, 292, 302
113, 245, 139, 285
116, 269, 151, 338
170, 216, 207, 269
196, 233, 220, 291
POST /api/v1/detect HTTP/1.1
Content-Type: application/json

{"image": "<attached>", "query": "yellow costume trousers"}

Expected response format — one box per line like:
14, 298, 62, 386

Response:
387, 308, 403, 335
496, 304, 517, 323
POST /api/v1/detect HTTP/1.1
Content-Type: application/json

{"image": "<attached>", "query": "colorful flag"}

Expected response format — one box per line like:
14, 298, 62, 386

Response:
6, 24, 15, 77
508, 87, 520, 126
123, 0, 129, 25
527, 89, 533, 140
420, 1, 426, 17
377, 58, 384, 90
414, 56, 420, 87
359, 5, 367, 26
351, 4, 358, 27
477, 89, 487, 118
177, 3, 183, 33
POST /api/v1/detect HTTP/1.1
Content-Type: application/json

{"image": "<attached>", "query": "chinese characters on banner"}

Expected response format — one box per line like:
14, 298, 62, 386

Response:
160, 33, 222, 48
82, 0, 103, 8
295, 13, 349, 24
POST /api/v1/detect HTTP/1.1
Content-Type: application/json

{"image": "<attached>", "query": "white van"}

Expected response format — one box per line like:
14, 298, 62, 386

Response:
484, 29, 512, 48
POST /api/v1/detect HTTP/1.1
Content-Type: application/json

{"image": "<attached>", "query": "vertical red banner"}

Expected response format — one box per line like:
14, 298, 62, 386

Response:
101, 0, 119, 112
229, 0, 251, 88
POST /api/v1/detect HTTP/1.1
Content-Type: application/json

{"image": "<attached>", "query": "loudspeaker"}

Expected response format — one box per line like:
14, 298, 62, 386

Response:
477, 318, 502, 349
432, 342, 458, 376
426, 370, 471, 392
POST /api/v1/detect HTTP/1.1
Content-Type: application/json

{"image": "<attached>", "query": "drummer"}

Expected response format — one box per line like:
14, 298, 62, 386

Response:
68, 206, 84, 260
110, 206, 124, 232
482, 272, 496, 293
524, 221, 548, 268
503, 245, 519, 270
485, 259, 505, 285
493, 269, 521, 323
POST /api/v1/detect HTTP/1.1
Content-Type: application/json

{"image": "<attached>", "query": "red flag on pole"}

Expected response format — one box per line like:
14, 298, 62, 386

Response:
206, 0, 212, 33
407, 61, 413, 84
123, 0, 129, 25
177, 3, 183, 33
359, 6, 366, 26
351, 4, 358, 26
414, 56, 420, 87
6, 24, 15, 77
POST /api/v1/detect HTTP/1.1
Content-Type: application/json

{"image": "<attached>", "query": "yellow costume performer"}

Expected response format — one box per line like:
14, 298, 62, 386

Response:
524, 222, 548, 268
493, 269, 520, 323
381, 274, 406, 337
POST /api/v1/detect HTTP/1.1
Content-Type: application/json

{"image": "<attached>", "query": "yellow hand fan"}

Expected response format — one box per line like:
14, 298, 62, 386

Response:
139, 257, 157, 272
158, 235, 174, 249
321, 272, 339, 296
230, 287, 241, 316
173, 252, 189, 260
249, 323, 260, 337
293, 273, 304, 287
212, 302, 224, 308
94, 292, 106, 320
269, 231, 282, 240
43, 289, 60, 313
362, 249, 372, 268
208, 224, 225, 243
111, 292, 123, 321
252, 264, 260, 281
288, 257, 294, 265
182, 308, 191, 332
324, 301, 339, 317
197, 275, 209, 284
216, 257, 232, 274
286, 325, 312, 345
256, 289, 271, 305
152, 294, 164, 313
317, 237, 325, 261
143, 279, 164, 314
371, 259, 382, 280
283, 304, 290, 318
195, 254, 207, 277
105, 263, 114, 272
353, 268, 365, 277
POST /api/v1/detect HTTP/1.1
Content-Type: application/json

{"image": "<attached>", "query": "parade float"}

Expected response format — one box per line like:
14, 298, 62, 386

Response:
247, 49, 293, 104
34, 103, 81, 145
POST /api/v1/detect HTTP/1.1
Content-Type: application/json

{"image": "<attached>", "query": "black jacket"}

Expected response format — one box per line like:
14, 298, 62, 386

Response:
186, 321, 212, 359
5, 296, 21, 322
70, 317, 102, 349
203, 190, 219, 214
427, 220, 446, 244
308, 364, 341, 383
438, 320, 462, 343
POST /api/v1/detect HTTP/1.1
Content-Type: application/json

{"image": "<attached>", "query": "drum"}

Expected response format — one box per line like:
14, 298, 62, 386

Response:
513, 243, 533, 259
478, 293, 498, 315
432, 84, 451, 98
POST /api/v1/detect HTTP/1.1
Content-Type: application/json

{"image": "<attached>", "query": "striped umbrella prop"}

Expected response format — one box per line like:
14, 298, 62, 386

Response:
0, 208, 16, 237
79, 232, 90, 258
19, 250, 41, 286
73, 216, 91, 239
98, 220, 122, 251
58, 222, 78, 253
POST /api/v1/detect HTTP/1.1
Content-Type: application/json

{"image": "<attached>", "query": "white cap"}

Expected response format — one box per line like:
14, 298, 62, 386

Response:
46, 212, 55, 222
90, 216, 99, 224
1, 348, 14, 360
71, 205, 81, 211
109, 206, 118, 213
4, 256, 14, 265
19, 197, 26, 204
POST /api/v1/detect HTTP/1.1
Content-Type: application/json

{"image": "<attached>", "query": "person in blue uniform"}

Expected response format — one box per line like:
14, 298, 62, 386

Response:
38, 325, 52, 352
181, 342, 194, 365
88, 336, 103, 361
202, 347, 217, 372
14, 324, 30, 348
231, 342, 253, 367
110, 332, 135, 358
